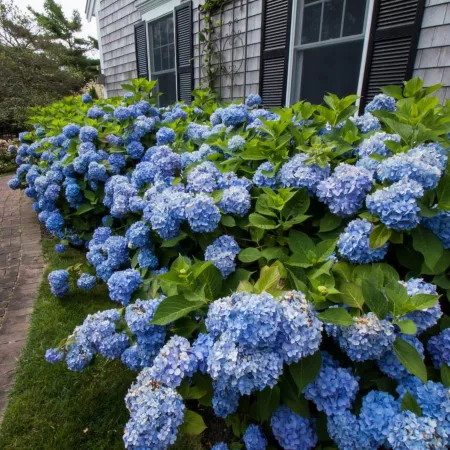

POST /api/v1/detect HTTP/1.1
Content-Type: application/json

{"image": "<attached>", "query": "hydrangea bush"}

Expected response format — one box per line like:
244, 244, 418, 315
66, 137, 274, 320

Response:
10, 77, 450, 449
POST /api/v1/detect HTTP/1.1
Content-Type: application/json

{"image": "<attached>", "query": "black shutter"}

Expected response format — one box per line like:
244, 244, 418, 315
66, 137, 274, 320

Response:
360, 0, 426, 108
175, 1, 193, 104
134, 22, 149, 79
259, 0, 293, 107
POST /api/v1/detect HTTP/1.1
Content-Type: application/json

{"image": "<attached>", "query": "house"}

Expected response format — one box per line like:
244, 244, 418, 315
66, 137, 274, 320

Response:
85, 0, 450, 107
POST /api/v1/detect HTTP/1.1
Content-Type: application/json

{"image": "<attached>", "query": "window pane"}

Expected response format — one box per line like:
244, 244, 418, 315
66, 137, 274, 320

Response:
154, 72, 177, 106
343, 0, 367, 37
321, 0, 344, 41
299, 40, 364, 104
153, 47, 162, 72
153, 22, 161, 48
301, 4, 322, 44
161, 46, 170, 71
168, 44, 175, 70
168, 18, 174, 43
160, 19, 168, 47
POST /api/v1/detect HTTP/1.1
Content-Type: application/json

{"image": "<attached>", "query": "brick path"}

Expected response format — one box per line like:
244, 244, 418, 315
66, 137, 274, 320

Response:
0, 175, 45, 420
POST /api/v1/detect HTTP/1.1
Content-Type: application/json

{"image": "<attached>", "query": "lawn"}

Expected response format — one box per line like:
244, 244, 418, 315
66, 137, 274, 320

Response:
0, 239, 203, 450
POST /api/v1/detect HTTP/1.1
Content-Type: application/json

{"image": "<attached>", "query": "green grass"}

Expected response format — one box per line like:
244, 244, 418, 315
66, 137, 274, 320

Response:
0, 240, 203, 450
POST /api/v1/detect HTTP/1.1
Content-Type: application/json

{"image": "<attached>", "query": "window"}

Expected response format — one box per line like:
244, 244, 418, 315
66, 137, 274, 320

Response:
148, 14, 176, 106
290, 0, 370, 104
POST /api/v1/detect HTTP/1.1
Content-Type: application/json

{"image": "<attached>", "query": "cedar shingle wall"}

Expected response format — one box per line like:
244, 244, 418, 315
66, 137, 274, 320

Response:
98, 0, 141, 97
414, 0, 450, 102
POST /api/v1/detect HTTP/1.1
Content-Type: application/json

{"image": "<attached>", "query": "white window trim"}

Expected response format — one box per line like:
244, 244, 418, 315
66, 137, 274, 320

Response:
286, 0, 375, 107
141, 0, 182, 103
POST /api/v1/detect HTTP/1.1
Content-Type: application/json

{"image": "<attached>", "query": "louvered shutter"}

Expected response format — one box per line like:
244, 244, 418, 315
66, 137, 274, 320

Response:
134, 22, 149, 79
360, 0, 426, 107
259, 0, 293, 107
175, 1, 193, 104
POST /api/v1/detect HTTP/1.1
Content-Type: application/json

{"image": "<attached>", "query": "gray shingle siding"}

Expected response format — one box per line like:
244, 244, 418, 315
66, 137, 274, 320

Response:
414, 0, 450, 102
98, 0, 141, 97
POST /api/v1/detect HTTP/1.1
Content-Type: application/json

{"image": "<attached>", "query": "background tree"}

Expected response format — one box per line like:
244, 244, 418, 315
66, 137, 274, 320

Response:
0, 0, 99, 130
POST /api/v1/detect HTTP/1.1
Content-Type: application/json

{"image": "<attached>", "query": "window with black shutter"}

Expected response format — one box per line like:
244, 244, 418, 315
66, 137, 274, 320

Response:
259, 0, 293, 107
174, 1, 193, 105
134, 22, 149, 80
360, 0, 426, 108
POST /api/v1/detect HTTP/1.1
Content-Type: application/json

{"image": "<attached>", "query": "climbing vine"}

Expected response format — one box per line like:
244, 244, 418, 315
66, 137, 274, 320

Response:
198, 0, 228, 91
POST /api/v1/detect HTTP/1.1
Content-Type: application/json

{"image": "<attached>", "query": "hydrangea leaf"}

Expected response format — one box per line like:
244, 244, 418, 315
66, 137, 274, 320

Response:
180, 410, 207, 435
437, 172, 450, 211
393, 337, 427, 383
161, 232, 188, 248
441, 364, 450, 388
75, 204, 96, 215
369, 223, 392, 249
249, 213, 278, 230
318, 308, 354, 326
238, 248, 261, 263
220, 215, 236, 227
319, 213, 342, 233
255, 386, 280, 421
279, 375, 310, 418
151, 296, 205, 326
412, 227, 443, 271
396, 320, 418, 335
289, 351, 322, 392
362, 279, 388, 319
401, 391, 422, 417
254, 266, 281, 294
315, 239, 337, 263
288, 230, 315, 255
335, 282, 364, 309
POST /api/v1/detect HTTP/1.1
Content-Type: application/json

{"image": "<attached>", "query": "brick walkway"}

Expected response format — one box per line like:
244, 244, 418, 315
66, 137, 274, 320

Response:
0, 175, 45, 420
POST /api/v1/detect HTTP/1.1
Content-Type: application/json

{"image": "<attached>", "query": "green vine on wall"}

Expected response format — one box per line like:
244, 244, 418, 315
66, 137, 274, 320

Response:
198, 0, 228, 92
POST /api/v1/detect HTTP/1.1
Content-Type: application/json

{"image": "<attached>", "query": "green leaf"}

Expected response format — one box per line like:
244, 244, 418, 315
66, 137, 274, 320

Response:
289, 351, 322, 392
238, 248, 261, 263
287, 252, 313, 268
403, 77, 424, 97
361, 279, 388, 318
441, 364, 450, 388
161, 232, 188, 248
401, 391, 422, 416
288, 230, 315, 254
319, 213, 342, 233
237, 280, 254, 293
279, 376, 310, 418
224, 269, 253, 295
180, 410, 207, 435
437, 173, 450, 211
151, 296, 205, 326
369, 224, 392, 249
84, 190, 96, 202
410, 293, 439, 311
381, 85, 404, 99
318, 308, 354, 326
256, 386, 280, 421
261, 247, 289, 262
220, 215, 236, 227
412, 227, 443, 271
75, 204, 96, 215
315, 240, 337, 262
336, 282, 364, 309
249, 213, 278, 230
397, 320, 418, 335
393, 337, 427, 383
198, 265, 223, 300
254, 266, 281, 294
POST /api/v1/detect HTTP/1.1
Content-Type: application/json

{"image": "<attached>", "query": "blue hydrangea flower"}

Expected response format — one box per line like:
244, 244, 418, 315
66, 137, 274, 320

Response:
359, 390, 400, 446
142, 145, 181, 179
77, 273, 97, 291
221, 104, 248, 127
423, 211, 450, 249
48, 269, 69, 297
245, 94, 262, 108
192, 333, 214, 374
137, 247, 159, 269
126, 221, 151, 248
87, 161, 108, 182
366, 179, 424, 231
253, 162, 277, 188
8, 177, 21, 190
271, 406, 317, 450
277, 291, 323, 363
409, 143, 448, 172
211, 444, 228, 450
62, 123, 80, 138
303, 354, 359, 415
205, 235, 240, 278
243, 424, 267, 450
98, 332, 130, 359
54, 244, 66, 253
387, 411, 445, 450
219, 186, 251, 217
45, 348, 65, 363
124, 380, 184, 450
399, 278, 441, 334
66, 343, 93, 371
211, 382, 240, 418
365, 94, 397, 113
126, 141, 145, 160
79, 126, 98, 142
316, 164, 374, 217
350, 112, 381, 133
114, 106, 132, 121
181, 144, 215, 169
107, 269, 142, 306
427, 329, 450, 369
378, 334, 424, 379
278, 153, 330, 194
228, 135, 246, 152
328, 312, 395, 362
87, 106, 104, 119
327, 410, 374, 450
81, 93, 92, 103
186, 194, 221, 233
156, 127, 176, 145
337, 219, 388, 264
148, 336, 198, 388
187, 161, 221, 194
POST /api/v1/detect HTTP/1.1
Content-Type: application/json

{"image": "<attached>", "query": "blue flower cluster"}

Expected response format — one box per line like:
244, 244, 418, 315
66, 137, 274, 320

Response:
365, 94, 397, 113
48, 270, 70, 297
205, 235, 240, 278
243, 424, 267, 450
427, 329, 450, 369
